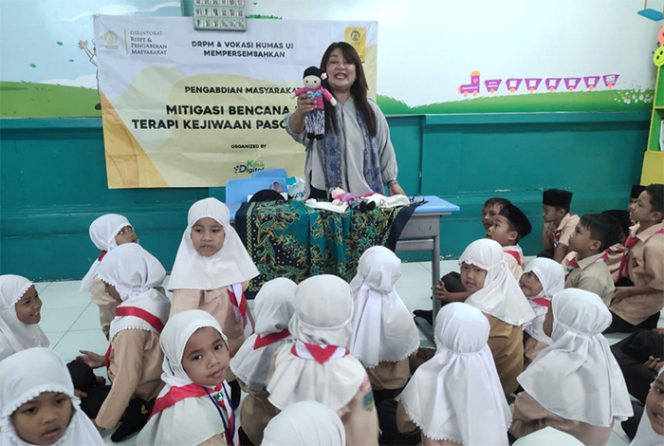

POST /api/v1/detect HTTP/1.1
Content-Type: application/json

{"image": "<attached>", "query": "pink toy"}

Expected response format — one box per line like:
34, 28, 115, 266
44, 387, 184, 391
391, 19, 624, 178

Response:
293, 66, 337, 140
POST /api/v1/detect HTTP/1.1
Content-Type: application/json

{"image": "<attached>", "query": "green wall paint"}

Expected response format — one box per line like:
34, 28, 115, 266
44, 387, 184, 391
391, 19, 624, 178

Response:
0, 113, 647, 280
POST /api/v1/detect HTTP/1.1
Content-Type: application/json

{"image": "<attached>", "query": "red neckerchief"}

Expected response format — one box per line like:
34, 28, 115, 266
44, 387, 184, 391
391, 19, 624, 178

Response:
97, 250, 107, 261
601, 244, 624, 261
531, 297, 551, 308
104, 306, 164, 369
504, 249, 522, 265
151, 383, 235, 446
619, 228, 664, 278
564, 256, 579, 279
227, 284, 253, 337
290, 342, 349, 365
253, 329, 289, 349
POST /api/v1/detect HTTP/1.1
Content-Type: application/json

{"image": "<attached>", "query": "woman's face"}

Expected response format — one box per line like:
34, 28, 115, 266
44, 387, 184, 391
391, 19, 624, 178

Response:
325, 48, 356, 94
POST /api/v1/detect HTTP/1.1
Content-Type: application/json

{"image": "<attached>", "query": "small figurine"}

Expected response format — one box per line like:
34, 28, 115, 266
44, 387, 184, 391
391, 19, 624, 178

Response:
294, 66, 337, 139
330, 187, 376, 211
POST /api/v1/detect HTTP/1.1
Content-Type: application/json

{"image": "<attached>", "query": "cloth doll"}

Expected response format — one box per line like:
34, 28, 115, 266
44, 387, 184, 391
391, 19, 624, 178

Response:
293, 66, 337, 140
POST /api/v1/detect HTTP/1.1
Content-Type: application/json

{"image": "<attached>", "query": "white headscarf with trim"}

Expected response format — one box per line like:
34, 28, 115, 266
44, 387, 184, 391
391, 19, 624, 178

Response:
96, 243, 170, 342
230, 278, 296, 389
461, 238, 535, 326
349, 246, 419, 367
262, 400, 346, 446
138, 310, 234, 446
168, 197, 258, 290
522, 257, 565, 343
0, 275, 49, 361
267, 275, 366, 411
0, 348, 103, 446
80, 213, 132, 291
400, 302, 511, 444
517, 288, 633, 426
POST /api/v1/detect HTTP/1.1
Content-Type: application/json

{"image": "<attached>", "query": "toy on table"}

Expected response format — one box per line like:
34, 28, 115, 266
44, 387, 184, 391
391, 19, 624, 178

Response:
330, 187, 376, 211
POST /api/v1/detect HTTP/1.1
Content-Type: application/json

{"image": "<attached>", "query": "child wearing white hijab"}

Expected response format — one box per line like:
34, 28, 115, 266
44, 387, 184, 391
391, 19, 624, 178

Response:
458, 238, 535, 395
266, 274, 379, 446
0, 347, 103, 446
519, 257, 565, 363
80, 213, 138, 338
229, 278, 296, 445
396, 302, 511, 446
349, 246, 419, 400
262, 400, 346, 446
79, 243, 170, 438
511, 288, 633, 445
138, 310, 236, 446
0, 275, 49, 361
630, 367, 664, 446
169, 198, 259, 357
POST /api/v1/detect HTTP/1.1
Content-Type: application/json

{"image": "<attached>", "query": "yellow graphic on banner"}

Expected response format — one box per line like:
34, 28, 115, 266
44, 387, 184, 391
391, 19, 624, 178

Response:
345, 27, 366, 62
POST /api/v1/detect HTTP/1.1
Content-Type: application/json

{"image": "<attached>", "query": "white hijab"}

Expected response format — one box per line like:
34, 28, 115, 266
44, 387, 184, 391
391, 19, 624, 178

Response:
630, 367, 664, 446
168, 197, 258, 290
80, 213, 131, 292
230, 278, 296, 390
96, 243, 170, 342
517, 288, 633, 426
522, 257, 565, 343
349, 246, 419, 368
138, 310, 235, 446
0, 348, 103, 446
262, 400, 346, 446
0, 275, 49, 361
400, 302, 511, 444
461, 238, 535, 326
267, 275, 367, 411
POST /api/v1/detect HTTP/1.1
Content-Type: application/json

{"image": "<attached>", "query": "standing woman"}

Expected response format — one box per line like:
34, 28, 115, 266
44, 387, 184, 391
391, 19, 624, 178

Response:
286, 42, 405, 199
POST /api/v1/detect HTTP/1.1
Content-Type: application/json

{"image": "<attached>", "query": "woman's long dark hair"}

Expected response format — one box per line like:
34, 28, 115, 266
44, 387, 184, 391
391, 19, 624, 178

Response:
320, 42, 377, 137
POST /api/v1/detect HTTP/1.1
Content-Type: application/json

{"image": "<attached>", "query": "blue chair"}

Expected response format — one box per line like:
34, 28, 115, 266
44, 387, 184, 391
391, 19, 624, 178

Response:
224, 177, 287, 204
252, 168, 287, 181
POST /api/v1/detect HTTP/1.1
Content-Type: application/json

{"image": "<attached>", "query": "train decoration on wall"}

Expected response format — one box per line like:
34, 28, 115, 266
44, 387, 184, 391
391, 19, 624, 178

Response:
458, 71, 620, 96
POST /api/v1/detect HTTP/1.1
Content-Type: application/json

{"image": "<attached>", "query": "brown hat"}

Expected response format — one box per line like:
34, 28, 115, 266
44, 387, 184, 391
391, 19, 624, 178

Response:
499, 203, 532, 239
543, 189, 573, 208
630, 184, 646, 199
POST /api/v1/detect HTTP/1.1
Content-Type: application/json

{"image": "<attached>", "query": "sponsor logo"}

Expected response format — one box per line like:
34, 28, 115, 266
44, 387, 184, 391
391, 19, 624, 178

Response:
233, 160, 265, 174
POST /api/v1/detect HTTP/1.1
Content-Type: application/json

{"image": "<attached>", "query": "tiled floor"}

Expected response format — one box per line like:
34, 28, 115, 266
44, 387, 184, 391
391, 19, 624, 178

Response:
35, 259, 642, 445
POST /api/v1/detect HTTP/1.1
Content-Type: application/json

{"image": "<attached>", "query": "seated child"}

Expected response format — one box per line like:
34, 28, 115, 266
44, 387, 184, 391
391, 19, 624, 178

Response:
487, 202, 532, 280
266, 274, 379, 446
629, 367, 664, 446
482, 197, 511, 232
80, 213, 138, 338
458, 239, 535, 395
540, 189, 579, 263
262, 401, 346, 446
349, 246, 419, 403
565, 214, 620, 305
600, 209, 631, 283
519, 257, 565, 363
396, 302, 512, 446
229, 278, 297, 445
138, 310, 236, 446
611, 328, 664, 404
608, 184, 664, 333
78, 243, 170, 440
0, 274, 49, 361
629, 184, 647, 225
511, 288, 633, 445
0, 347, 103, 446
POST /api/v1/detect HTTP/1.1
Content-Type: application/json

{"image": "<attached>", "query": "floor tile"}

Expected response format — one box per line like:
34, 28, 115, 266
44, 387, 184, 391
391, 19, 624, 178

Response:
39, 307, 86, 332
69, 303, 104, 331
53, 329, 108, 364
43, 330, 66, 347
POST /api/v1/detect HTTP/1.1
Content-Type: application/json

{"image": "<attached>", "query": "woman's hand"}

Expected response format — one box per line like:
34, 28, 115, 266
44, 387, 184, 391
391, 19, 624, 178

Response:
295, 92, 315, 117
389, 181, 405, 196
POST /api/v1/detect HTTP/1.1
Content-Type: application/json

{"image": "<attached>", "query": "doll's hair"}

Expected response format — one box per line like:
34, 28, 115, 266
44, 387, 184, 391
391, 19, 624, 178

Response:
319, 42, 376, 137
303, 65, 322, 78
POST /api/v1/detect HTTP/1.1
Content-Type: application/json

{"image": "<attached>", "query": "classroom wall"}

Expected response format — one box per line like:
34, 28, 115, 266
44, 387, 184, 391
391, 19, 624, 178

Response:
0, 112, 647, 280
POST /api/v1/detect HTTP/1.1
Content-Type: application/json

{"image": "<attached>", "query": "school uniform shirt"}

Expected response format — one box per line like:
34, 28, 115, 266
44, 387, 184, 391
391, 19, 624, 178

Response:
138, 310, 237, 446
349, 246, 420, 390
229, 278, 296, 445
89, 277, 119, 339
565, 253, 615, 306
603, 243, 626, 283
398, 303, 511, 445
266, 275, 379, 446
503, 244, 525, 280
169, 198, 258, 349
611, 222, 664, 325
0, 348, 103, 446
262, 401, 346, 446
512, 289, 632, 444
0, 275, 49, 361
545, 213, 580, 248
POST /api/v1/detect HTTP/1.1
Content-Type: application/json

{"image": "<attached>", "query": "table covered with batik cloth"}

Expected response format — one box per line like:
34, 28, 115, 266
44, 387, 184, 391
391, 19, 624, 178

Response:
234, 200, 417, 295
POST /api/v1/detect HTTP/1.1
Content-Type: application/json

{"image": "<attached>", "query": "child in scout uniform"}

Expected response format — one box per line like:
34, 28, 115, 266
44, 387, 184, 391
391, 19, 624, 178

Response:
540, 189, 579, 263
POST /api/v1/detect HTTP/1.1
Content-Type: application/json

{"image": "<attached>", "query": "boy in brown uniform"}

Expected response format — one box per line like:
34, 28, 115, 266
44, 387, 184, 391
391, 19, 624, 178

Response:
540, 189, 580, 263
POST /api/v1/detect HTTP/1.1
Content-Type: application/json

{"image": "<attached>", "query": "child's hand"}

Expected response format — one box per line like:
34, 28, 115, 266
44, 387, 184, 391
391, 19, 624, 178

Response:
78, 350, 106, 369
74, 388, 88, 399
644, 355, 664, 371
433, 280, 450, 300
653, 327, 664, 335
611, 287, 631, 305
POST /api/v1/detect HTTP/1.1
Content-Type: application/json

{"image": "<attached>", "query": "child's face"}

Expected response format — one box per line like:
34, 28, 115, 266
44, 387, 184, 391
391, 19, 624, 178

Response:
482, 203, 503, 231
114, 225, 138, 245
182, 326, 230, 387
191, 217, 226, 257
459, 262, 487, 293
568, 223, 600, 256
631, 191, 661, 224
646, 373, 664, 436
519, 271, 544, 297
542, 205, 564, 224
628, 197, 639, 219
486, 215, 517, 246
11, 391, 73, 445
14, 285, 42, 324
104, 283, 122, 302
543, 306, 554, 337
